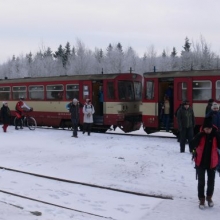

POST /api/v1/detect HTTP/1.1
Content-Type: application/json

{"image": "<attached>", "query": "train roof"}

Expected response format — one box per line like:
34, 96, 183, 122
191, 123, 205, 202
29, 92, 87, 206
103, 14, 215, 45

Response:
143, 70, 220, 78
0, 73, 141, 84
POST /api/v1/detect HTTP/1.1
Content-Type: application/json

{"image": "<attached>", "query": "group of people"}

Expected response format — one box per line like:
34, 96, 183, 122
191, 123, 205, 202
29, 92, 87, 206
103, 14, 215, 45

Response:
176, 98, 220, 209
1, 97, 31, 132
66, 98, 95, 138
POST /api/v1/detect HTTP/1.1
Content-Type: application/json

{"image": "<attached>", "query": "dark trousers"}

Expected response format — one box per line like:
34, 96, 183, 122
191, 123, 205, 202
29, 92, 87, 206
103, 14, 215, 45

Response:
15, 118, 23, 128
163, 114, 170, 132
83, 123, 92, 135
197, 167, 215, 199
180, 127, 194, 152
71, 118, 79, 137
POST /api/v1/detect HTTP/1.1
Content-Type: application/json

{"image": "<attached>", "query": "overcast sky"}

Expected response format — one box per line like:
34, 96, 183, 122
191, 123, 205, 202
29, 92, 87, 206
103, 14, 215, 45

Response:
0, 0, 220, 64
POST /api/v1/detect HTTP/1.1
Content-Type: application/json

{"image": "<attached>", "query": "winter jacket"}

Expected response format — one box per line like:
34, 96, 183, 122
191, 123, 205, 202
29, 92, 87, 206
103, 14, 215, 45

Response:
83, 104, 95, 123
177, 105, 195, 131
67, 102, 83, 120
191, 126, 220, 169
1, 105, 11, 124
206, 110, 220, 129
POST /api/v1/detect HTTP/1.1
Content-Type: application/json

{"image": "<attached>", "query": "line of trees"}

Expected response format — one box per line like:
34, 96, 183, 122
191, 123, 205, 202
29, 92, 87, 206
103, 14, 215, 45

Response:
0, 36, 219, 79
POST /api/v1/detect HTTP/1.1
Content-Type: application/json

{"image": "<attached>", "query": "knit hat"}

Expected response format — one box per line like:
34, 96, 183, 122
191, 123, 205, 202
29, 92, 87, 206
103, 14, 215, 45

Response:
73, 98, 78, 103
203, 117, 213, 128
2, 101, 8, 105
182, 100, 189, 105
211, 102, 219, 110
208, 98, 214, 104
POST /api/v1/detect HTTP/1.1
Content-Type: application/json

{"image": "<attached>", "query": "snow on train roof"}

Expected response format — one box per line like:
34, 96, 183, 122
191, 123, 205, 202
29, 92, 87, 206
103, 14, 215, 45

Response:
143, 69, 220, 78
0, 73, 141, 83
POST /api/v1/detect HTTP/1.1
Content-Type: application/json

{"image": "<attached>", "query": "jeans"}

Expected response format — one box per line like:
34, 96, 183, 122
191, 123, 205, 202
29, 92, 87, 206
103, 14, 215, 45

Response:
163, 114, 170, 132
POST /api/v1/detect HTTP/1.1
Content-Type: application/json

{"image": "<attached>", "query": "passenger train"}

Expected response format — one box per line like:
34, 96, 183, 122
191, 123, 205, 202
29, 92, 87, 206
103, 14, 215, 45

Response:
142, 70, 220, 135
1, 70, 219, 135
0, 73, 142, 133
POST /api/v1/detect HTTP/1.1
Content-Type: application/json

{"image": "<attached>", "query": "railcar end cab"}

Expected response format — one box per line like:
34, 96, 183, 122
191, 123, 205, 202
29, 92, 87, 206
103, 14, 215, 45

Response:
142, 70, 220, 135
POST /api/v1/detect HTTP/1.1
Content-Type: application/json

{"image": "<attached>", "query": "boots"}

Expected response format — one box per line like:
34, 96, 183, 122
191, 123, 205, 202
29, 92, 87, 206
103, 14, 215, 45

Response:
199, 198, 205, 209
206, 196, 214, 207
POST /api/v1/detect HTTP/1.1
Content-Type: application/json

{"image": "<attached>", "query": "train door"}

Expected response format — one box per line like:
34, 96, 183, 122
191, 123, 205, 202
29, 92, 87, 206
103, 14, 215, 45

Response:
92, 80, 103, 125
173, 78, 192, 129
158, 80, 174, 131
142, 78, 159, 133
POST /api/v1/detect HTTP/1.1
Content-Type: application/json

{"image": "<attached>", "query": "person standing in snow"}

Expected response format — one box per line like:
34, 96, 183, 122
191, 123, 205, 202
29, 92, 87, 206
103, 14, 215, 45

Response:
206, 102, 220, 129
205, 99, 214, 115
1, 101, 11, 132
82, 99, 95, 136
67, 98, 83, 138
191, 117, 220, 209
177, 100, 195, 153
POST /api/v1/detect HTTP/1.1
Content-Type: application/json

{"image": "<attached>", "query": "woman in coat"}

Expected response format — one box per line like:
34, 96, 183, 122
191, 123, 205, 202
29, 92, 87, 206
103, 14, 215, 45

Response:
83, 99, 95, 136
1, 101, 11, 132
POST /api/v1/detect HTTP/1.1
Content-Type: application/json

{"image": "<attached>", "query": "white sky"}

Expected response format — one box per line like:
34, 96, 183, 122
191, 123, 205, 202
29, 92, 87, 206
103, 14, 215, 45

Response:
0, 126, 220, 219
0, 0, 220, 64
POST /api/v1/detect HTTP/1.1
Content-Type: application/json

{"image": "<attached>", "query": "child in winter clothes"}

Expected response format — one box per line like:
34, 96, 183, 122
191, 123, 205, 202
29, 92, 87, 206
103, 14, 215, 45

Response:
191, 117, 220, 209
1, 101, 11, 132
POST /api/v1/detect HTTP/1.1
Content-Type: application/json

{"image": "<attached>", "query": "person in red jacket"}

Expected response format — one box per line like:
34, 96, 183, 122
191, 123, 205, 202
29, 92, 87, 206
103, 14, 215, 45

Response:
15, 97, 31, 130
191, 117, 220, 209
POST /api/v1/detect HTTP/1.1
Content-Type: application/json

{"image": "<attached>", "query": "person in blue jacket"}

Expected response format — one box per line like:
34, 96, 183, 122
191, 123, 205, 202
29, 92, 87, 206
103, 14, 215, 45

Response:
206, 102, 220, 129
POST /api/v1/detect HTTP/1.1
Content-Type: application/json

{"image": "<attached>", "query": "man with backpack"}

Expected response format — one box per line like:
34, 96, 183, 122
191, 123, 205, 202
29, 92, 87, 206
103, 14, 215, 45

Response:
191, 117, 220, 209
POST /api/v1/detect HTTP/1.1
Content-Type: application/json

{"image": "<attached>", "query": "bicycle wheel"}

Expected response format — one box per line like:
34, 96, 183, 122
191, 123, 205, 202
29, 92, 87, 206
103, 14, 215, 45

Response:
27, 117, 37, 130
14, 117, 24, 128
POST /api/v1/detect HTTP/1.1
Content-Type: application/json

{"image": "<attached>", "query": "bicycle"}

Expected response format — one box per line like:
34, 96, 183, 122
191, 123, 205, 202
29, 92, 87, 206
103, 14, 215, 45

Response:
14, 108, 37, 130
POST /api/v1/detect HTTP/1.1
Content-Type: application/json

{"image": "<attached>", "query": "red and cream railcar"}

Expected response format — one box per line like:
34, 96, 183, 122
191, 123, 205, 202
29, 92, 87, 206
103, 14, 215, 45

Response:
0, 73, 142, 133
141, 70, 220, 135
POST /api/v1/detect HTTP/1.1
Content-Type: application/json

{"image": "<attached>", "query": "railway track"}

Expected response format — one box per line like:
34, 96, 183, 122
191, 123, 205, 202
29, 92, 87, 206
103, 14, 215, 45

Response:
37, 126, 177, 139
0, 166, 172, 219
0, 166, 172, 200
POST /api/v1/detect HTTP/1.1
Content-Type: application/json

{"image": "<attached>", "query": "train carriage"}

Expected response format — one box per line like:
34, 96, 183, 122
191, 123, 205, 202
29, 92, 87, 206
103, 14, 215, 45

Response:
142, 70, 220, 135
0, 73, 142, 133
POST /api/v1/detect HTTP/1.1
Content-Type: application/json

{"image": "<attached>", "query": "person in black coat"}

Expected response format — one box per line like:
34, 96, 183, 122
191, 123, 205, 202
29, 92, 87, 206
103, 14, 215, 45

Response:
177, 100, 195, 153
191, 117, 220, 209
1, 101, 11, 132
66, 98, 83, 138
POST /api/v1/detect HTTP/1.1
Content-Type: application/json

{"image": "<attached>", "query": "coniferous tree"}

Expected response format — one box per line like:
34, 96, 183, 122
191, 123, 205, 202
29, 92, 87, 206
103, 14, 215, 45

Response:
171, 47, 177, 57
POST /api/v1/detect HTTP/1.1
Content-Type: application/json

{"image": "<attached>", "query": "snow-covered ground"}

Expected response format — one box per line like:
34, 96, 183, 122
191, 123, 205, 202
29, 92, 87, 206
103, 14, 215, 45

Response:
0, 126, 220, 220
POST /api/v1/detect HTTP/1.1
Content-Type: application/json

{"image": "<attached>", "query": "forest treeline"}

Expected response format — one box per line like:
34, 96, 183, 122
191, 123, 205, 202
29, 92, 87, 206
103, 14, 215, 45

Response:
0, 36, 219, 79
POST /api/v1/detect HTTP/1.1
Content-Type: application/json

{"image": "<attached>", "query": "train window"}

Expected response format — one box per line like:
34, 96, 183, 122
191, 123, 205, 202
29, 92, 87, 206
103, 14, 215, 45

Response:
178, 82, 187, 101
0, 86, 10, 100
12, 86, 27, 100
66, 84, 79, 100
107, 82, 115, 99
134, 82, 142, 100
29, 85, 44, 100
192, 81, 211, 100
118, 81, 135, 100
46, 85, 64, 100
216, 81, 220, 101
83, 85, 89, 99
145, 81, 154, 100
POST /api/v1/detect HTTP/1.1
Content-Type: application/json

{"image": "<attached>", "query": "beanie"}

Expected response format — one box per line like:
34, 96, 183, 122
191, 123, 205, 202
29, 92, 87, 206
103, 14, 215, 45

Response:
211, 102, 219, 110
73, 98, 78, 103
203, 117, 213, 128
182, 100, 189, 105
